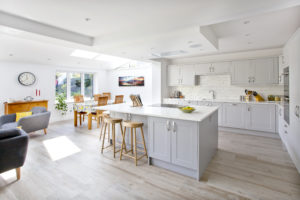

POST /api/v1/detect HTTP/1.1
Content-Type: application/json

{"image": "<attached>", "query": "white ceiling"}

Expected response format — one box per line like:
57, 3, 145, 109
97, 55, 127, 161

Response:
0, 0, 299, 66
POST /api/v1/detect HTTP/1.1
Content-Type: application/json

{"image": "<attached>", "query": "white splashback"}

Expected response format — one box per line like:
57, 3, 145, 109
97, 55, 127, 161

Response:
169, 75, 283, 100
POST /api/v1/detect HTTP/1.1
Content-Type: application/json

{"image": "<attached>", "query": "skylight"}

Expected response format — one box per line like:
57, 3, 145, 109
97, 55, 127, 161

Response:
70, 49, 99, 59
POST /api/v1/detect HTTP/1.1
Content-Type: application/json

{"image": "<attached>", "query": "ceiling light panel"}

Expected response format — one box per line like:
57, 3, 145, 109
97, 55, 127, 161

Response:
70, 49, 99, 59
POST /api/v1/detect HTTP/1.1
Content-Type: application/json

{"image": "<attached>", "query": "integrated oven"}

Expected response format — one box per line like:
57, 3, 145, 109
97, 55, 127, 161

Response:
283, 67, 289, 124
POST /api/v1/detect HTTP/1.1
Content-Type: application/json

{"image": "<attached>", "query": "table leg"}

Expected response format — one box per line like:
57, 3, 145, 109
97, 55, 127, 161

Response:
74, 111, 78, 127
88, 113, 92, 130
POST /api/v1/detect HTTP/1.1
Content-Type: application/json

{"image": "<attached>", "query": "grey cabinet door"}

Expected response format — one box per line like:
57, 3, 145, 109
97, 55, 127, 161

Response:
223, 103, 246, 129
148, 117, 171, 162
171, 120, 198, 170
245, 104, 276, 133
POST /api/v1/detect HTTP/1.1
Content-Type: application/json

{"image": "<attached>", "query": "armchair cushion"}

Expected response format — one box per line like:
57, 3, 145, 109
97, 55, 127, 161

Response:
0, 114, 16, 127
1, 122, 18, 130
0, 128, 21, 140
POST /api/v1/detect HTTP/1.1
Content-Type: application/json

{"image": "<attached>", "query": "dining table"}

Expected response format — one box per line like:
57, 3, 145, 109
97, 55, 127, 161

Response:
73, 100, 113, 130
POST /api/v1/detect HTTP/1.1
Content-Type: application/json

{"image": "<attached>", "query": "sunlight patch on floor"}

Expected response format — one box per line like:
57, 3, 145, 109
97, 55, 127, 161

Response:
43, 136, 81, 161
0, 169, 17, 181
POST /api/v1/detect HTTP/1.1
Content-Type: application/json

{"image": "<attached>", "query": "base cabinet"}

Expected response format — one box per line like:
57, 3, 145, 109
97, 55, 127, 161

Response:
222, 103, 246, 129
245, 104, 276, 132
148, 117, 198, 169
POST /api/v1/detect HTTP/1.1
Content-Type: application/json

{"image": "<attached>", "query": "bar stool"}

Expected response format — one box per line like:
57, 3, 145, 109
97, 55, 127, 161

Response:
100, 116, 125, 158
120, 121, 148, 166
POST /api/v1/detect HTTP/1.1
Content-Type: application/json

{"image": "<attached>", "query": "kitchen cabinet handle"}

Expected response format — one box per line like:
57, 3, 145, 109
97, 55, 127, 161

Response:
172, 121, 176, 133
252, 77, 255, 83
166, 120, 171, 131
284, 131, 288, 134
248, 77, 251, 83
279, 108, 282, 116
231, 103, 237, 106
284, 124, 288, 128
248, 106, 251, 111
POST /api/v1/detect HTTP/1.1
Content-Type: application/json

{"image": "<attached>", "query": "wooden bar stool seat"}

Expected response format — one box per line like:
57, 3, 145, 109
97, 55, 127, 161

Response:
120, 121, 148, 166
100, 116, 125, 158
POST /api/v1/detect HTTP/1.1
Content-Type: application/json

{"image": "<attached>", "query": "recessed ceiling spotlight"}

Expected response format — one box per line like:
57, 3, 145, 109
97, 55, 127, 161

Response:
189, 44, 202, 48
243, 20, 250, 24
199, 49, 204, 51
150, 47, 155, 50
47, 58, 51, 61
85, 18, 91, 22
248, 42, 252, 44
77, 62, 81, 64
9, 53, 13, 57
245, 33, 250, 37
187, 41, 193, 44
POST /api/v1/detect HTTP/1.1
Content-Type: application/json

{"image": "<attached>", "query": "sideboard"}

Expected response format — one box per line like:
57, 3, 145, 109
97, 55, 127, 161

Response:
4, 100, 48, 114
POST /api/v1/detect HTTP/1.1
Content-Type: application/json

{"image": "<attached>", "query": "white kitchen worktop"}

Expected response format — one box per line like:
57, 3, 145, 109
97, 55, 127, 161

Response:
164, 98, 282, 105
95, 104, 218, 122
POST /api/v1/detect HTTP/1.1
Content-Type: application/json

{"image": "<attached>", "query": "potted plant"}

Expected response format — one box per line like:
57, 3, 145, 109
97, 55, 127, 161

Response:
55, 94, 68, 115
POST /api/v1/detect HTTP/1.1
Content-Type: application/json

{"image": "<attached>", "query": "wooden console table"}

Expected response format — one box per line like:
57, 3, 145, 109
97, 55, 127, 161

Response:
4, 100, 48, 114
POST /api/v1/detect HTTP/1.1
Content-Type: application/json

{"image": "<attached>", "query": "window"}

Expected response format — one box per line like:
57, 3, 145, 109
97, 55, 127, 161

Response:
56, 72, 67, 98
70, 73, 81, 97
84, 74, 93, 98
55, 72, 94, 100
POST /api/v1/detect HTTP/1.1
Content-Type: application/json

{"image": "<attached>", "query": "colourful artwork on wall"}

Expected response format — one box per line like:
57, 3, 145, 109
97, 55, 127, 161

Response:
119, 76, 144, 87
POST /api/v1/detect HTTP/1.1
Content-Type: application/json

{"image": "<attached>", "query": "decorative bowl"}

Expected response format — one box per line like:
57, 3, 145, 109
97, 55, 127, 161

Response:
179, 106, 195, 113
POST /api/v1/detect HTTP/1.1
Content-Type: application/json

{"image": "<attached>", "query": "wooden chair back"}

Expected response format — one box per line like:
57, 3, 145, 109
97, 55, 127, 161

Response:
74, 95, 84, 103
102, 92, 111, 100
114, 95, 124, 104
93, 94, 102, 101
98, 96, 108, 106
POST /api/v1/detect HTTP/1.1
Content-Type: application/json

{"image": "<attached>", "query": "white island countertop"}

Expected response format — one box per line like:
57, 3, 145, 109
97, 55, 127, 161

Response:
95, 104, 218, 122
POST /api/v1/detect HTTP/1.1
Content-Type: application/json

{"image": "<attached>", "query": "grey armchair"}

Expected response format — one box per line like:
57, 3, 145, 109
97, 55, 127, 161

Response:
0, 128, 29, 180
0, 107, 51, 134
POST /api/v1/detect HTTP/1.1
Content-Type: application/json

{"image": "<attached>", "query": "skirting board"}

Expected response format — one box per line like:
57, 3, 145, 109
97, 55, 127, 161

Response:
149, 158, 198, 180
282, 139, 300, 174
219, 127, 280, 139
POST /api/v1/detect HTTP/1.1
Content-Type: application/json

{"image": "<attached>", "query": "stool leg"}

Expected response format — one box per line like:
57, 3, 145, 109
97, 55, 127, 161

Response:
97, 116, 100, 128
79, 114, 82, 126
140, 127, 148, 158
119, 123, 126, 152
83, 115, 85, 122
112, 123, 116, 158
101, 123, 107, 153
134, 128, 137, 166
99, 119, 104, 141
108, 124, 111, 143
120, 127, 126, 160
131, 127, 133, 154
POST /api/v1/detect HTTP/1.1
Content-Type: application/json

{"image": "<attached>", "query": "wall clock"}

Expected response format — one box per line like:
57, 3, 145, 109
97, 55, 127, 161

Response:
18, 72, 36, 86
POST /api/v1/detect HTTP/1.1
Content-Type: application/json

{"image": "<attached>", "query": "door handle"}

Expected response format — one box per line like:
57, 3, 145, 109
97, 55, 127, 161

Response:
172, 121, 176, 133
166, 120, 171, 131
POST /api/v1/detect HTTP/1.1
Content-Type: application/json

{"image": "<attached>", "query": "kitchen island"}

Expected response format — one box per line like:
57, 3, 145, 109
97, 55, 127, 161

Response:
95, 104, 218, 180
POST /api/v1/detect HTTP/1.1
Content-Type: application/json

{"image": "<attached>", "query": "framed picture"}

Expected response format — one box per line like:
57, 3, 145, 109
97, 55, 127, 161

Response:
119, 76, 144, 87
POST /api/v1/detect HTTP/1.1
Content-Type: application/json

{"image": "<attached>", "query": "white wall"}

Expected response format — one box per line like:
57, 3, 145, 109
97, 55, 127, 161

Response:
284, 28, 300, 173
107, 62, 156, 105
0, 61, 108, 122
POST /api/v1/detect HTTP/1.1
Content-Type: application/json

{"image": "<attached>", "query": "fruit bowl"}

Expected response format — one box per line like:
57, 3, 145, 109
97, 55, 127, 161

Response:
179, 106, 195, 113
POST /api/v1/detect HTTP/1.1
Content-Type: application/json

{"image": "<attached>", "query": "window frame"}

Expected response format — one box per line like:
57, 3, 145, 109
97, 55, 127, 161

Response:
56, 71, 95, 101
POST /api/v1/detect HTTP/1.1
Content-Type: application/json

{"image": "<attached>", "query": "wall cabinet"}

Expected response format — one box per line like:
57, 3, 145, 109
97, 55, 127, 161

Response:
245, 104, 276, 132
194, 62, 231, 75
168, 65, 195, 86
231, 57, 279, 85
148, 117, 198, 169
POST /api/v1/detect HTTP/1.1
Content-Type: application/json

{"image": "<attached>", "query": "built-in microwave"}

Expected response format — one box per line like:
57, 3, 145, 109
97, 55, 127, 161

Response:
283, 67, 289, 124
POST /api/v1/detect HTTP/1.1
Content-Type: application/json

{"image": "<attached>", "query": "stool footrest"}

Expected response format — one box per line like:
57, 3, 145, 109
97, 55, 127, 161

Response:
122, 153, 147, 161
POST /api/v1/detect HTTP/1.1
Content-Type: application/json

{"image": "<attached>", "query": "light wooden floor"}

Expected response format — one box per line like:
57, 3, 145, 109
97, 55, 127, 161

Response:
0, 120, 299, 200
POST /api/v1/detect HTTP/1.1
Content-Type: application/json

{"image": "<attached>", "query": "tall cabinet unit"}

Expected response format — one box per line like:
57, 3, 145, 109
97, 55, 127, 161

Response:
284, 28, 300, 172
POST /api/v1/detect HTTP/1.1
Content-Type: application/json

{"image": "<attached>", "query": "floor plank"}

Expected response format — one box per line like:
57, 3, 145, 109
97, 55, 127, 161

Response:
0, 121, 299, 200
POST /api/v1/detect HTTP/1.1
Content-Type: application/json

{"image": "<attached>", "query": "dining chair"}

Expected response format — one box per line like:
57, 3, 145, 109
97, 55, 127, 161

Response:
114, 95, 124, 104
74, 95, 87, 125
95, 96, 109, 128
102, 92, 111, 100
93, 94, 102, 101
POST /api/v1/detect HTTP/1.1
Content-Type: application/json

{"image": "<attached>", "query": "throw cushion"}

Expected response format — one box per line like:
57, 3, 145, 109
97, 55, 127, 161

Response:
1, 122, 18, 129
16, 112, 32, 122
